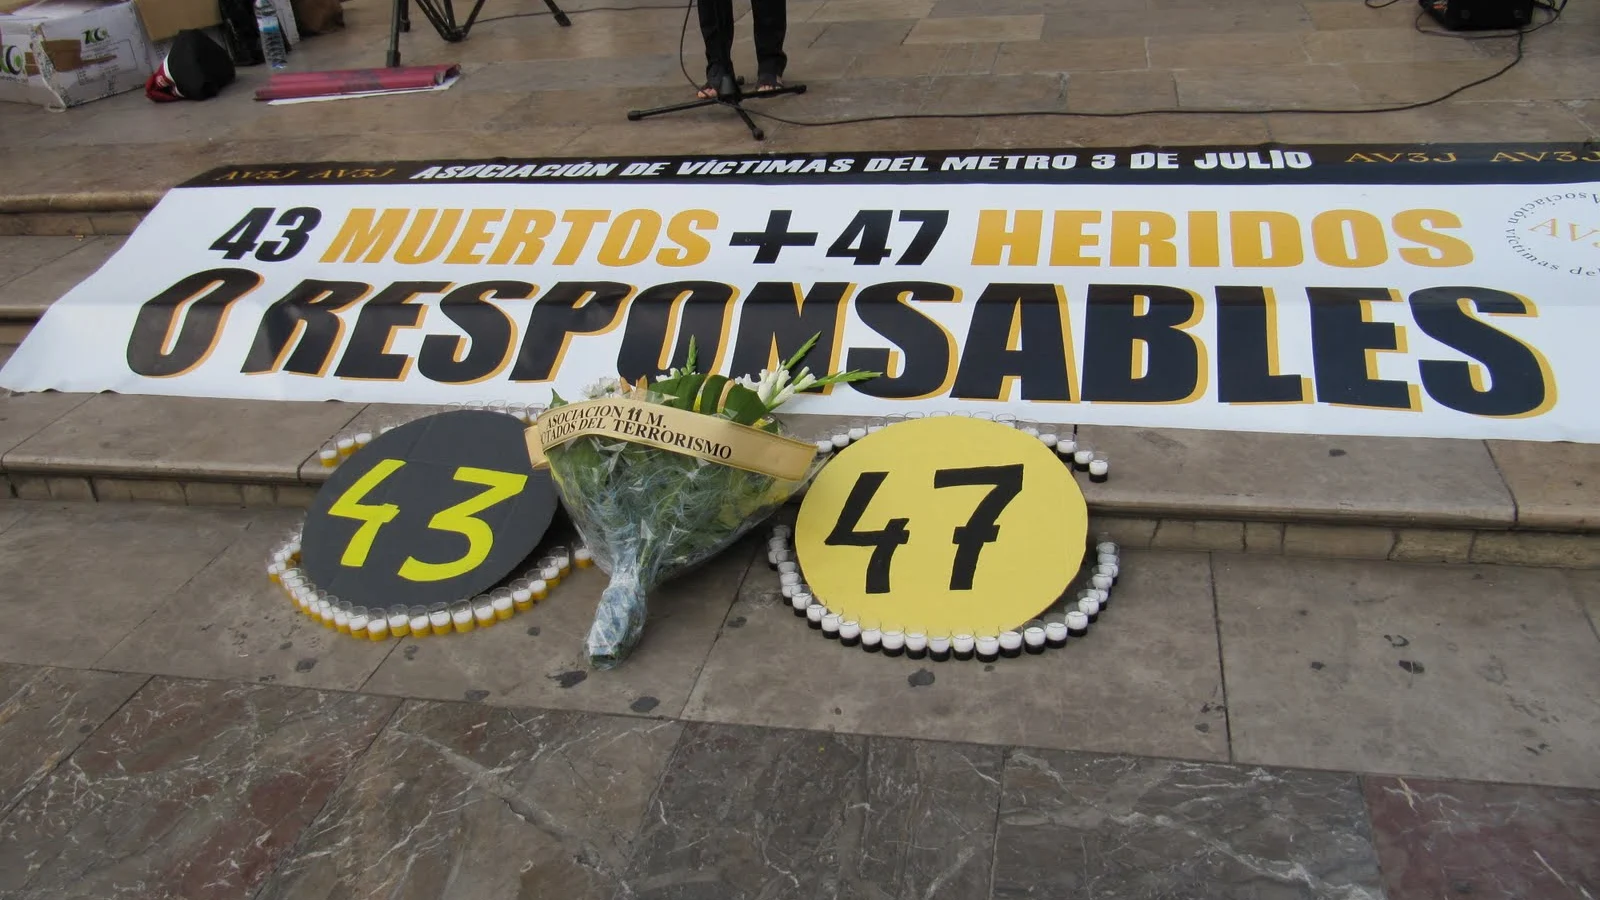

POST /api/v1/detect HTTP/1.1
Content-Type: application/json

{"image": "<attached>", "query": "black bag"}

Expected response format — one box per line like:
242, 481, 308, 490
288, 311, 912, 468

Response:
219, 0, 265, 67
145, 30, 237, 102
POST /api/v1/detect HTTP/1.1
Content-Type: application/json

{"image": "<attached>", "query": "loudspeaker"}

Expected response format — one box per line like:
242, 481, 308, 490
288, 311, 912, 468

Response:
1420, 0, 1534, 30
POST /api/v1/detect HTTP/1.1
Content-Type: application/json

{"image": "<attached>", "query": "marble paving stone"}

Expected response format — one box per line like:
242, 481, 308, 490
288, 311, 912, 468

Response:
258, 701, 681, 900
0, 678, 398, 900
0, 664, 147, 816
0, 500, 27, 533
844, 42, 999, 78
1266, 99, 1594, 142
0, 237, 125, 316
1215, 555, 1600, 788
0, 503, 250, 667
991, 37, 1149, 74
1148, 32, 1309, 67
1065, 70, 1178, 112
683, 550, 1229, 760
974, 110, 1273, 147
1487, 440, 1600, 530
97, 511, 397, 689
621, 721, 1003, 900
993, 750, 1384, 899
1175, 64, 1362, 109
906, 14, 1044, 44
1300, 27, 1493, 63
0, 391, 92, 460
1075, 426, 1515, 527
0, 236, 90, 284
810, 0, 936, 21
1571, 569, 1600, 637
1365, 776, 1600, 900
361, 539, 751, 717
922, 73, 1066, 114
803, 17, 917, 51
4, 395, 361, 482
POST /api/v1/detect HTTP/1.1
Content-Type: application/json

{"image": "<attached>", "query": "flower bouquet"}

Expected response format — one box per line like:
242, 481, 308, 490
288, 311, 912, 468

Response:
531, 336, 876, 668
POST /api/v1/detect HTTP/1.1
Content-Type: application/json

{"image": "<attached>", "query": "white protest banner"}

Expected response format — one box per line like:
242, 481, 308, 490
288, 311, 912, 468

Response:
3, 143, 1597, 442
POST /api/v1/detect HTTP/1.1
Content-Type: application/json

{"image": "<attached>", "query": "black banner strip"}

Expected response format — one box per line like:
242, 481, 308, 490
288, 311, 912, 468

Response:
180, 143, 1600, 190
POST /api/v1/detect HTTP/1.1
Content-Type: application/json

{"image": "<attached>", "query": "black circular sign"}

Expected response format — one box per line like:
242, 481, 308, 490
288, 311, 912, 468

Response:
301, 410, 556, 609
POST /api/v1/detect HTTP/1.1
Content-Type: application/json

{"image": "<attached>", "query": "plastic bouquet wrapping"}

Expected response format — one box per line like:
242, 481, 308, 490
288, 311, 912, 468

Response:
528, 337, 876, 668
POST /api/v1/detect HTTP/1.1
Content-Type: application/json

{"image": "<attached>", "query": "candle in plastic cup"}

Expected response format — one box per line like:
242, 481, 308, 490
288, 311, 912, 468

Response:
387, 605, 411, 638
513, 586, 534, 612
1056, 437, 1077, 458
815, 440, 833, 456
847, 426, 867, 441
1097, 540, 1119, 555
530, 578, 548, 601
451, 600, 476, 633
266, 562, 281, 584
347, 606, 369, 637
1092, 573, 1113, 591
318, 443, 339, 468
409, 605, 431, 637
429, 602, 451, 633
1089, 453, 1110, 482
334, 602, 352, 634
573, 547, 593, 568
1067, 610, 1089, 636
552, 545, 572, 576
367, 616, 390, 641
831, 432, 850, 449
790, 591, 809, 613
473, 598, 496, 627
317, 599, 335, 629
336, 437, 356, 458
492, 589, 514, 620
354, 431, 373, 451
540, 558, 561, 586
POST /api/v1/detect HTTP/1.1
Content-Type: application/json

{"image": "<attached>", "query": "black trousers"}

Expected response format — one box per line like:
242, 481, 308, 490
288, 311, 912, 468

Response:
698, 0, 786, 82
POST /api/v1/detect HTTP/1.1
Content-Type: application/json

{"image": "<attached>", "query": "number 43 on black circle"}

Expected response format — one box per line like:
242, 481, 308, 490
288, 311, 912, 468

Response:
824, 465, 1023, 594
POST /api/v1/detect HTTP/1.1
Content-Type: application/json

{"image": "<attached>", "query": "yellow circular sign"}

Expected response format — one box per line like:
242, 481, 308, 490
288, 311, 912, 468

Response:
795, 416, 1087, 634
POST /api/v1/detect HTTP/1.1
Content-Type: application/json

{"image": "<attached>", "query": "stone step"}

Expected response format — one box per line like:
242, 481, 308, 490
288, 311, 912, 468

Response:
0, 234, 128, 345
0, 388, 1595, 568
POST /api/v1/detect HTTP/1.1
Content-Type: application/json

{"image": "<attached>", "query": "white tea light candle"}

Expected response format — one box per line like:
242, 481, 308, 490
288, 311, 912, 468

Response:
906, 633, 928, 659
1044, 621, 1068, 648
1066, 610, 1089, 637
839, 620, 862, 647
953, 634, 976, 661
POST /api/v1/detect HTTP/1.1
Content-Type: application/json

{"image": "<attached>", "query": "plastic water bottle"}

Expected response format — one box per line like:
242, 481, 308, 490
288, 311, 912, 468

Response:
254, 0, 288, 69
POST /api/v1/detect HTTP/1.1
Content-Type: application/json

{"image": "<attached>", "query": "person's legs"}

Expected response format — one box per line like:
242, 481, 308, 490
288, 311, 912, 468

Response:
750, 0, 787, 84
697, 0, 736, 93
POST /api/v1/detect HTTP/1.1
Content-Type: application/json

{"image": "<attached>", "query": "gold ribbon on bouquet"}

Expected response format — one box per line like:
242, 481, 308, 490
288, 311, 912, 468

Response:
525, 397, 817, 482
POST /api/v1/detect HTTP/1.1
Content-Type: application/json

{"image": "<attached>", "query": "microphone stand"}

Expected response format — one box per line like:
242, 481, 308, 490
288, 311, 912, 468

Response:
626, 0, 804, 141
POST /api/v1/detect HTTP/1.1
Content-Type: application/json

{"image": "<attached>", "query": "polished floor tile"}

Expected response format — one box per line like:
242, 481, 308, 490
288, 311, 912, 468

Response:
0, 678, 397, 899
258, 700, 682, 900
994, 750, 1384, 899
622, 721, 1003, 899
1365, 775, 1600, 900
0, 664, 147, 816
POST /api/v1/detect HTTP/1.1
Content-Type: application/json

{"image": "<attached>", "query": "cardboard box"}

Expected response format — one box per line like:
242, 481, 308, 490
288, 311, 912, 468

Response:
0, 0, 154, 108
137, 0, 296, 56
132, 0, 214, 42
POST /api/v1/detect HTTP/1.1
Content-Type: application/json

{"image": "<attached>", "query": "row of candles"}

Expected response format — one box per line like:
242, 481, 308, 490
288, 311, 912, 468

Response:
810, 414, 1110, 483
317, 402, 549, 469
765, 525, 1122, 661
264, 534, 592, 640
